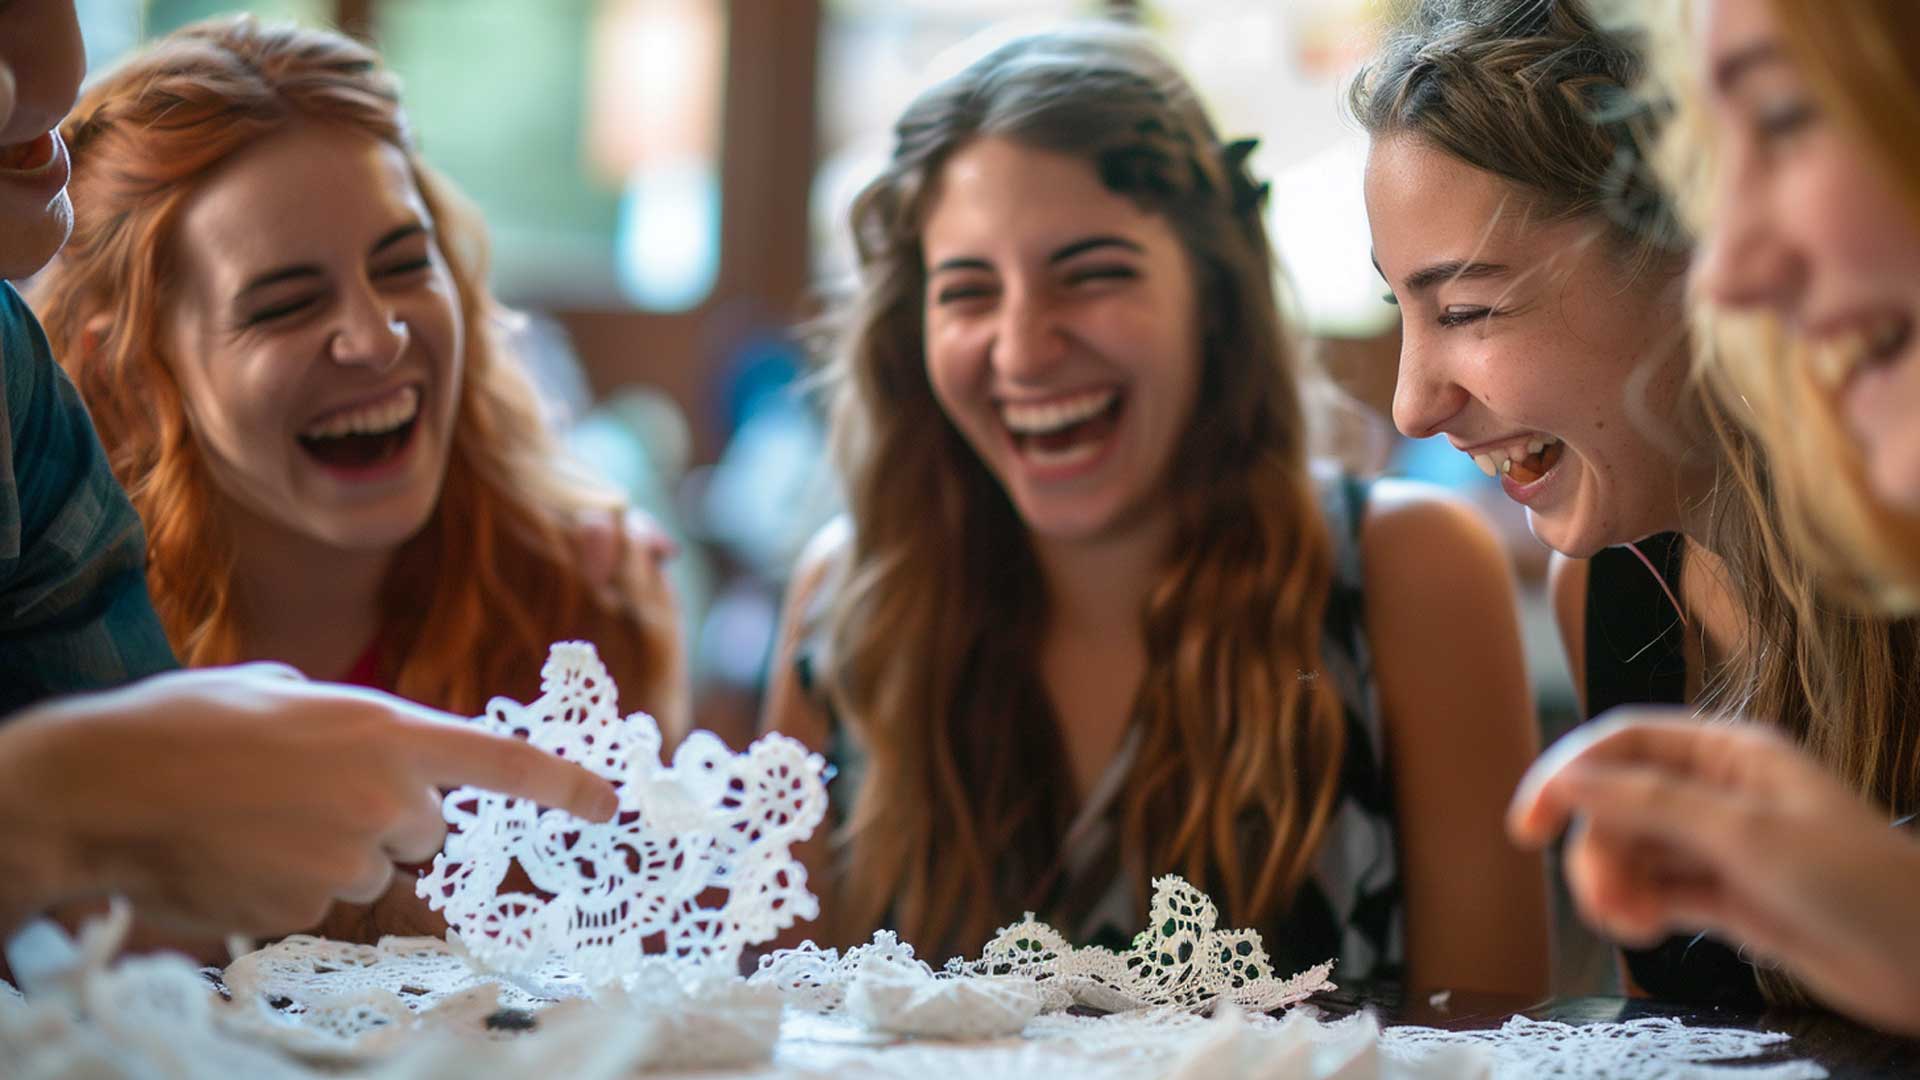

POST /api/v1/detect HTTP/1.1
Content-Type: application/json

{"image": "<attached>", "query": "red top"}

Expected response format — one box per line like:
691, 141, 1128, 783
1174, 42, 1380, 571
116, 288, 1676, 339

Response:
339, 638, 388, 691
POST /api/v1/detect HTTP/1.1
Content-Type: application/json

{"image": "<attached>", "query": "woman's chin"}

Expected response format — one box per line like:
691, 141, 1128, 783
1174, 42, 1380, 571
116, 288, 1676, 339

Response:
1524, 509, 1608, 561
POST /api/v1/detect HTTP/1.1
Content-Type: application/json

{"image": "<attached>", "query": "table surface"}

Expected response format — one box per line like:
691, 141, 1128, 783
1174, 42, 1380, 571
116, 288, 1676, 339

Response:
1311, 983, 1920, 1080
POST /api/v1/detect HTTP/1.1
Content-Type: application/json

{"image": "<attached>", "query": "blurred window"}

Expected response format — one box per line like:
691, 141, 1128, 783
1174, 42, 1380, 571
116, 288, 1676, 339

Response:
74, 0, 728, 314
811, 0, 1393, 336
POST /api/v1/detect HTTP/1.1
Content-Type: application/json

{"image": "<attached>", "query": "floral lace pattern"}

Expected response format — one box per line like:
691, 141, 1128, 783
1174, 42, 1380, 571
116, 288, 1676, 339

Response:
414, 642, 828, 986
3, 905, 1827, 1079
945, 876, 1337, 1014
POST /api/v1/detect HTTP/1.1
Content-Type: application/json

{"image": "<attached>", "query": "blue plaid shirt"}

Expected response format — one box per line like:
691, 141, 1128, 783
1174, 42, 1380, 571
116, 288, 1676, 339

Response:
0, 282, 176, 714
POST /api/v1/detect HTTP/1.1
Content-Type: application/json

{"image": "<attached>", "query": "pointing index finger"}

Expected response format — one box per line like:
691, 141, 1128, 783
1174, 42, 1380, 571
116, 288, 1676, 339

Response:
397, 718, 619, 822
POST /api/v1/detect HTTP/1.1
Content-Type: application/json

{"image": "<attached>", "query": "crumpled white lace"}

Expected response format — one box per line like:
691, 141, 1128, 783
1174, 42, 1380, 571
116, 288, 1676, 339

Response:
745, 875, 1330, 1040
0, 907, 783, 1077
3, 906, 1826, 1080
944, 875, 1336, 1014
416, 641, 828, 986
750, 930, 1056, 1039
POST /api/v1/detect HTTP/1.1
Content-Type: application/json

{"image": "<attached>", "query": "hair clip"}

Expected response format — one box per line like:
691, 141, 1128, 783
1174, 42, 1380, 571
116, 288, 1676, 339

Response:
1221, 137, 1270, 216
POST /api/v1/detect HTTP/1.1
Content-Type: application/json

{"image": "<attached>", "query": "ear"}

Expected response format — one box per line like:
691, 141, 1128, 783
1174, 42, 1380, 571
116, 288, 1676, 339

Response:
79, 312, 113, 359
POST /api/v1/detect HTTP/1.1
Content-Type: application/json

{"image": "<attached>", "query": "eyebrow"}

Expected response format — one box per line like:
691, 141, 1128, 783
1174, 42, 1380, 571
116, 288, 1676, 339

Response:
1371, 254, 1512, 295
234, 222, 429, 301
1712, 40, 1786, 95
928, 234, 1144, 275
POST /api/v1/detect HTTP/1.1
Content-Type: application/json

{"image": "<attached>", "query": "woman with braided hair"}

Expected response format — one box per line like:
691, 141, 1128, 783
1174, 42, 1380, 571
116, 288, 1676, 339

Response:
761, 23, 1549, 995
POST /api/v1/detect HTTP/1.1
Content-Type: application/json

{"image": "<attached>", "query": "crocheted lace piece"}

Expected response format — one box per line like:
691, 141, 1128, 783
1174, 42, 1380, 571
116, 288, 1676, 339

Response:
944, 874, 1337, 1013
1, 907, 784, 1077
750, 930, 1057, 1039
767, 1006, 1825, 1079
415, 640, 828, 986
0, 910, 1825, 1080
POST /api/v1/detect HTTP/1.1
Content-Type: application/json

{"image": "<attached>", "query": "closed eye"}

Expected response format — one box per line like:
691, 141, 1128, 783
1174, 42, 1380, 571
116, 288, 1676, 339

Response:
242, 294, 323, 327
1437, 305, 1496, 328
934, 282, 997, 306
377, 257, 434, 281
1065, 264, 1138, 286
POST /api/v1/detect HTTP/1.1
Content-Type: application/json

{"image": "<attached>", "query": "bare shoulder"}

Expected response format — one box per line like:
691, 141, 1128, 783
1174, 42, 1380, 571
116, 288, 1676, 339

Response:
1355, 478, 1525, 703
760, 517, 854, 747
1359, 478, 1509, 600
790, 516, 854, 611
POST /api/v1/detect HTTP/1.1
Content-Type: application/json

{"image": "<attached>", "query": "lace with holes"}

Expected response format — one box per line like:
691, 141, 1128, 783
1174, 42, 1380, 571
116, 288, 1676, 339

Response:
942, 875, 1336, 1014
414, 641, 828, 986
4, 904, 1826, 1078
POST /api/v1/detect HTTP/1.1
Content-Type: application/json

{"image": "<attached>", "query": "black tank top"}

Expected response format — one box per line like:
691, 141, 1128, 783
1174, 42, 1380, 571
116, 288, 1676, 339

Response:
1583, 532, 1765, 1009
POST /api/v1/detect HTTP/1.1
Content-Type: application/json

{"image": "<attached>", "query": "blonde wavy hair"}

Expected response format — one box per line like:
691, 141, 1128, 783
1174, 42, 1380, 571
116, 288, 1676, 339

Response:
33, 16, 677, 719
1365, 0, 1920, 1007
815, 24, 1346, 956
1647, 0, 1920, 612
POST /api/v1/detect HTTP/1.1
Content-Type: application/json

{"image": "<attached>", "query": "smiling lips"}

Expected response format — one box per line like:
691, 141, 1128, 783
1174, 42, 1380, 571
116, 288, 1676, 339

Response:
296, 385, 422, 471
1812, 311, 1915, 390
999, 387, 1123, 469
1468, 434, 1564, 485
0, 132, 55, 173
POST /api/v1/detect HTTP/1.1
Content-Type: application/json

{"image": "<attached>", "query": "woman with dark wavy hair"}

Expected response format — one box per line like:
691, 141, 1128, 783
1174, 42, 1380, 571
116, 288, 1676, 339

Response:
762, 23, 1549, 994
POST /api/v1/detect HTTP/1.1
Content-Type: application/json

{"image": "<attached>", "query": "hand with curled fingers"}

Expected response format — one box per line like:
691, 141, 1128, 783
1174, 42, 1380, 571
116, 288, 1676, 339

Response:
572, 505, 689, 734
1509, 706, 1920, 1033
0, 664, 617, 939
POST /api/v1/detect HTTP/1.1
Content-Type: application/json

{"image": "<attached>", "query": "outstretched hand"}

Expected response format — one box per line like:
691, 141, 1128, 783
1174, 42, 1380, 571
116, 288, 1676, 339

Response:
1509, 707, 1920, 1033
0, 665, 617, 938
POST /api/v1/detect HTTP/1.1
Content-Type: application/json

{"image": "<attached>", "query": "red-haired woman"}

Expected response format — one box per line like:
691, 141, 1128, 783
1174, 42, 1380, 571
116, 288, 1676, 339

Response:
32, 16, 686, 942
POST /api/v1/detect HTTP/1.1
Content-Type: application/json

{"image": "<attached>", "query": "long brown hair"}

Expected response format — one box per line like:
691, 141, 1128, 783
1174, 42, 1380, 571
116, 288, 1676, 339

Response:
1357, 0, 1920, 1006
33, 16, 677, 719
815, 24, 1346, 956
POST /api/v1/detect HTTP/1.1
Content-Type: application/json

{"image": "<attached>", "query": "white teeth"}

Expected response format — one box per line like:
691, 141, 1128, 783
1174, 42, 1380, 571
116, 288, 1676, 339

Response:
1468, 435, 1558, 479
1000, 388, 1118, 435
301, 386, 421, 440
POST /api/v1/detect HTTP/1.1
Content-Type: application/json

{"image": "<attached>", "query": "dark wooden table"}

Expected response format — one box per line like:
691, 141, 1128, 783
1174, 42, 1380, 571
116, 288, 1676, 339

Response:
1308, 983, 1920, 1079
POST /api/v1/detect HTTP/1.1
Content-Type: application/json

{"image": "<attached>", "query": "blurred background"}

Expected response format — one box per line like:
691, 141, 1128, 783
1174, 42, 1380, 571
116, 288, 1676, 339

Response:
75, 0, 1597, 987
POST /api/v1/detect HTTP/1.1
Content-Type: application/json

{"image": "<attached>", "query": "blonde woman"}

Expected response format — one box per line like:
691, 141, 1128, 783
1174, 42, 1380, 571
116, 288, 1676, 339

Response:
762, 25, 1549, 995
1356, 0, 1920, 1008
1512, 0, 1920, 1034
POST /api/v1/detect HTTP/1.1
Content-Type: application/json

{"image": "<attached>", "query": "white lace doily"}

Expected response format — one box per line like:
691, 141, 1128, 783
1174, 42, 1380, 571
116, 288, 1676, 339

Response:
766, 1006, 1825, 1080
944, 875, 1336, 1014
415, 641, 828, 986
2, 907, 1827, 1080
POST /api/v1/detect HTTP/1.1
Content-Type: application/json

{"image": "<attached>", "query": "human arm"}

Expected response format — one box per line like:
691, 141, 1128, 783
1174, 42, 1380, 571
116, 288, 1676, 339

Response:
0, 664, 618, 939
0, 283, 176, 715
756, 519, 848, 948
1509, 709, 1920, 1033
1363, 481, 1550, 996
